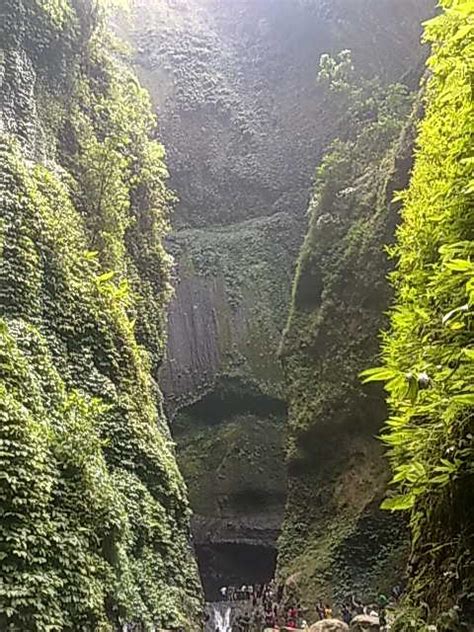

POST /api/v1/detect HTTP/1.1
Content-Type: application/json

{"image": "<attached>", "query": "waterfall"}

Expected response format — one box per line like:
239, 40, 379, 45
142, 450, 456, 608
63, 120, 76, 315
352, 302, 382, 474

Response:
213, 604, 232, 632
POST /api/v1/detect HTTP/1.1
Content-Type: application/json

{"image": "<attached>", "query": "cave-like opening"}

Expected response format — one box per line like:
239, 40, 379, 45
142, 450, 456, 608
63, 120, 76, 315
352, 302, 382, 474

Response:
196, 542, 278, 602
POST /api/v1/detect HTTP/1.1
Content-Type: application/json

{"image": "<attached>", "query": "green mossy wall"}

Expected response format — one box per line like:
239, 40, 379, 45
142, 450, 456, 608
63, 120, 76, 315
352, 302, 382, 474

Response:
128, 0, 432, 229
175, 410, 286, 521
159, 214, 299, 557
161, 212, 303, 411
126, 1, 432, 572
0, 1, 201, 629
277, 77, 420, 610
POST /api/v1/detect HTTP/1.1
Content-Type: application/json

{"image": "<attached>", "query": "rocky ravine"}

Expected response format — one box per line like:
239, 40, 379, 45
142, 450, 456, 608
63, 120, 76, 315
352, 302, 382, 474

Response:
123, 0, 433, 601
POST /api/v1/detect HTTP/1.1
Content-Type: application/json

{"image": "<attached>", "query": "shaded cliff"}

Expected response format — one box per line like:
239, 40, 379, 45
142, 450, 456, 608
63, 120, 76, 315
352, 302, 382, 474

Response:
160, 214, 300, 596
122, 0, 433, 596
277, 57, 423, 609
127, 0, 429, 229
0, 1, 201, 628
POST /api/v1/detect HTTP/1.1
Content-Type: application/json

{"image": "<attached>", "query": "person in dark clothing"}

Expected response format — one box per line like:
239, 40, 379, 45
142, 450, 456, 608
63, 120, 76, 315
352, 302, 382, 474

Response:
277, 584, 284, 603
265, 610, 276, 628
342, 604, 352, 624
352, 595, 364, 615
316, 601, 325, 620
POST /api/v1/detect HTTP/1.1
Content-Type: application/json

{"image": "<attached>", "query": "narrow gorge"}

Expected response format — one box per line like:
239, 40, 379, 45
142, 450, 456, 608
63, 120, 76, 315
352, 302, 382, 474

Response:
0, 1, 472, 631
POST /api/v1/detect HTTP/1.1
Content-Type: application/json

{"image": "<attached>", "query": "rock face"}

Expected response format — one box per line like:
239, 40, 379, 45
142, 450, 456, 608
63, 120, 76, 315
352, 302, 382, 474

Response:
310, 620, 350, 632
124, 0, 431, 230
0, 1, 201, 628
123, 0, 433, 599
161, 215, 298, 596
277, 73, 428, 608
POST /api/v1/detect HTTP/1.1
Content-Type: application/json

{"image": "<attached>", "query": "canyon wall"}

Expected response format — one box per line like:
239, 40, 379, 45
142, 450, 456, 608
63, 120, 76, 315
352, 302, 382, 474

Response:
125, 0, 433, 599
0, 1, 201, 628
278, 76, 421, 608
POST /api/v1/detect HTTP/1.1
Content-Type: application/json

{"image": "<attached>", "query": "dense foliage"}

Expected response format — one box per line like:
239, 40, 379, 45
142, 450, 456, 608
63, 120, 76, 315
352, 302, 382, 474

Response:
0, 1, 201, 629
362, 0, 474, 625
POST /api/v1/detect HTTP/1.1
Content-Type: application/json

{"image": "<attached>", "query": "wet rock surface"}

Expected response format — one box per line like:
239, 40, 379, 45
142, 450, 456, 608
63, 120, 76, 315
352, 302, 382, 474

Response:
120, 0, 434, 605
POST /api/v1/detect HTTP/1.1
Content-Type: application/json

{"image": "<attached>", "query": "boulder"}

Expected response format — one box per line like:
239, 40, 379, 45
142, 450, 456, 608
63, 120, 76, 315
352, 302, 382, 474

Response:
350, 614, 380, 631
309, 620, 349, 632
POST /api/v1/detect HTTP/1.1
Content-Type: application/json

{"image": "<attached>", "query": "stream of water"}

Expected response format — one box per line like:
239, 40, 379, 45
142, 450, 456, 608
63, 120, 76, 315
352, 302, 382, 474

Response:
206, 603, 233, 632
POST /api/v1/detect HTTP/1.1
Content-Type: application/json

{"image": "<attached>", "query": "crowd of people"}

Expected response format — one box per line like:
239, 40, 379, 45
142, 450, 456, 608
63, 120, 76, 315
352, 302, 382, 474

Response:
216, 581, 306, 629
213, 580, 400, 630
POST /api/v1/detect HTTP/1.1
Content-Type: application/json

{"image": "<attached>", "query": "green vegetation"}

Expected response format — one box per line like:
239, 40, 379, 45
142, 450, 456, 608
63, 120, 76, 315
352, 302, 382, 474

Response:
0, 1, 201, 629
131, 0, 430, 229
165, 212, 302, 406
361, 0, 474, 624
277, 51, 416, 609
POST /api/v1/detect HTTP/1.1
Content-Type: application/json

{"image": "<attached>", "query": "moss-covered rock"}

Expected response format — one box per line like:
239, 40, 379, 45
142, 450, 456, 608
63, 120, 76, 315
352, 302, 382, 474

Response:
374, 2, 474, 626
161, 212, 303, 412
0, 1, 201, 628
277, 64, 422, 611
126, 0, 432, 229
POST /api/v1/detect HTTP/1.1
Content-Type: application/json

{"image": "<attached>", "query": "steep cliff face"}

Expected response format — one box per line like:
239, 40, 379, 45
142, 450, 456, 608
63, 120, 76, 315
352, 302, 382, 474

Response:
124, 0, 433, 596
128, 0, 429, 229
277, 60, 424, 608
160, 213, 300, 597
0, 1, 201, 628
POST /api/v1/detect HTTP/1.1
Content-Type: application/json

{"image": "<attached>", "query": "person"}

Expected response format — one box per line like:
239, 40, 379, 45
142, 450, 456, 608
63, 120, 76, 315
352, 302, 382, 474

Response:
265, 609, 276, 628
316, 601, 325, 620
342, 604, 352, 624
220, 586, 227, 601
392, 584, 402, 601
277, 583, 284, 603
252, 605, 264, 629
296, 606, 307, 629
324, 604, 333, 619
378, 593, 388, 607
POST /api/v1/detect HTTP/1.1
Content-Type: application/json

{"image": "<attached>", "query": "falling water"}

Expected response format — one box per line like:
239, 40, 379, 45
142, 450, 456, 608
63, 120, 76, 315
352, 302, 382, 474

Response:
211, 603, 232, 632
